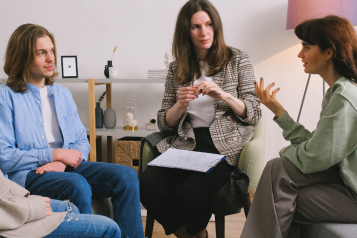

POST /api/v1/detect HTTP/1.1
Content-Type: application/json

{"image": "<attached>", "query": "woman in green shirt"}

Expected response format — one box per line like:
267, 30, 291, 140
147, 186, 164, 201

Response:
242, 15, 357, 238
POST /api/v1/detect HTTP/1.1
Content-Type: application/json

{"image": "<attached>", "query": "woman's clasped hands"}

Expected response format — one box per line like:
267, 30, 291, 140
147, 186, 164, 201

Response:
255, 77, 285, 118
178, 81, 226, 107
178, 87, 198, 107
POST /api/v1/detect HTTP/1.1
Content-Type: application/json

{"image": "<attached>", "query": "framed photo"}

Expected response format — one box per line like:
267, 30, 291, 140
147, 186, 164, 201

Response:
61, 56, 78, 78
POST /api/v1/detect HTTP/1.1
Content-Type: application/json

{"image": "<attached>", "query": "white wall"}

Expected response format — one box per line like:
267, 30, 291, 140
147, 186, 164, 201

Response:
0, 0, 344, 163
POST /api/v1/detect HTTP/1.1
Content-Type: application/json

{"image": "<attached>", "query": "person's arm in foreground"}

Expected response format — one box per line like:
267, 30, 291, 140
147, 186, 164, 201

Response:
0, 172, 51, 230
255, 77, 314, 144
256, 77, 357, 173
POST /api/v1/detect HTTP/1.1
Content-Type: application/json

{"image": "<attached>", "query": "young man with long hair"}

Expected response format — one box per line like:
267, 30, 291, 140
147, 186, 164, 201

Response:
0, 24, 145, 238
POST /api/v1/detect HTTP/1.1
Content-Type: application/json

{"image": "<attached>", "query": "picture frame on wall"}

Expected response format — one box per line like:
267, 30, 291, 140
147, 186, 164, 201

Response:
61, 56, 78, 78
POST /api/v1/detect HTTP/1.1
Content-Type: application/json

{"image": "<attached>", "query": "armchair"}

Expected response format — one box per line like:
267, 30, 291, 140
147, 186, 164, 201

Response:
139, 112, 265, 238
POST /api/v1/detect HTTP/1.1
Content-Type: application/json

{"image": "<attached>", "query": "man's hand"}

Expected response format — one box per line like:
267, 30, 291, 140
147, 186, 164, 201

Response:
52, 148, 82, 169
35, 161, 66, 174
43, 197, 52, 216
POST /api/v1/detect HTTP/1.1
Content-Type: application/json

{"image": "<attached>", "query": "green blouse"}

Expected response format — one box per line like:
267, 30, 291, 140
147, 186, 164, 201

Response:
275, 76, 357, 194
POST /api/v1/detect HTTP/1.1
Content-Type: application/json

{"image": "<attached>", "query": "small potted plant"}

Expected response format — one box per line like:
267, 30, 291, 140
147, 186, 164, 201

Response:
104, 45, 119, 78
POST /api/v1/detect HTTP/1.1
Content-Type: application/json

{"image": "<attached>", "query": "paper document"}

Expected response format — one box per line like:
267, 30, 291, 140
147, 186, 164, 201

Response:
147, 148, 226, 173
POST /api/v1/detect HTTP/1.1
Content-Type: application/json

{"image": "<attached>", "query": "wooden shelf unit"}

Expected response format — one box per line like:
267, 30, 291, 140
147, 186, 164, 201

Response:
85, 78, 165, 162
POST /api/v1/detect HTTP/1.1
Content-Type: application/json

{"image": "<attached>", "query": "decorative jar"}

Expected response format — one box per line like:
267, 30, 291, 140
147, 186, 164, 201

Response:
145, 123, 155, 130
104, 60, 112, 78
109, 66, 119, 79
124, 102, 138, 130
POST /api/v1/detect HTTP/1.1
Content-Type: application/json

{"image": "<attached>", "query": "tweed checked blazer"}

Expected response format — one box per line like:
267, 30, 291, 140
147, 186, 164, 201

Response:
157, 48, 262, 166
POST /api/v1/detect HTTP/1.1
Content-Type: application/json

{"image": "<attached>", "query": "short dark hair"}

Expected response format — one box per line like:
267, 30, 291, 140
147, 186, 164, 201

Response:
295, 15, 357, 82
4, 24, 58, 93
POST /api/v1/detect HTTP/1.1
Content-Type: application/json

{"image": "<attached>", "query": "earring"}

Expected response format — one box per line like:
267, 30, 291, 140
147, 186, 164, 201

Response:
326, 58, 329, 60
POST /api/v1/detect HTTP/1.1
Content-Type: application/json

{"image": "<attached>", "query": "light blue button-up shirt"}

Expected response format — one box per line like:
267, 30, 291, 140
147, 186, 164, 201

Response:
0, 83, 91, 187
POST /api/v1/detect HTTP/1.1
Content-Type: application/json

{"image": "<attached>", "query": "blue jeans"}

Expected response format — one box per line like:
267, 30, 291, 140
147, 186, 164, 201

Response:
26, 162, 144, 238
46, 199, 121, 238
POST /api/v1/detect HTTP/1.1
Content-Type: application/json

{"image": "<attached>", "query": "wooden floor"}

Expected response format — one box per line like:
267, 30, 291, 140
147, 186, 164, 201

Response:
141, 212, 246, 238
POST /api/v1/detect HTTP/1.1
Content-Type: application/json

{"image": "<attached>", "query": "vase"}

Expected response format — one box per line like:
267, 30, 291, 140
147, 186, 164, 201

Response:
104, 107, 117, 129
104, 60, 113, 78
95, 102, 103, 128
109, 66, 119, 79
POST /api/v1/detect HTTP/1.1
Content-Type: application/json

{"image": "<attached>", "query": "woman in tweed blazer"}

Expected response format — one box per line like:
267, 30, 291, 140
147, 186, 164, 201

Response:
140, 1, 261, 237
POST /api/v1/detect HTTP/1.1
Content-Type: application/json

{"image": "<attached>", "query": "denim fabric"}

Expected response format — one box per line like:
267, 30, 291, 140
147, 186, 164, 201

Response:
26, 162, 144, 238
50, 199, 80, 214
0, 83, 91, 187
47, 199, 121, 238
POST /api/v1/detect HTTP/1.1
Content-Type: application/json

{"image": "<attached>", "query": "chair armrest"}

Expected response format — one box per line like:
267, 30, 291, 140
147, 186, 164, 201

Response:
139, 131, 174, 175
238, 112, 265, 192
140, 140, 159, 173
238, 137, 265, 192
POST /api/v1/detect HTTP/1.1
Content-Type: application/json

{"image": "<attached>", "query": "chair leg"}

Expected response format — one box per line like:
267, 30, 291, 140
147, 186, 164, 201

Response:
243, 191, 255, 218
215, 215, 225, 238
145, 211, 155, 238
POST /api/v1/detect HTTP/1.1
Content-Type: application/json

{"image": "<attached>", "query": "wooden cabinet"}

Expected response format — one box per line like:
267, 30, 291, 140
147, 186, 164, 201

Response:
57, 78, 165, 162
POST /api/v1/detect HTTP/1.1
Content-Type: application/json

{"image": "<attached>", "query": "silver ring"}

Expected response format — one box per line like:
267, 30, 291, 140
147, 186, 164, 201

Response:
182, 95, 185, 99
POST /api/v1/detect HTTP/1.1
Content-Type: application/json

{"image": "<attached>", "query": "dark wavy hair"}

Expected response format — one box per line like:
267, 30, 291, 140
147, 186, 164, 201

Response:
295, 15, 357, 82
173, 0, 233, 84
4, 24, 58, 93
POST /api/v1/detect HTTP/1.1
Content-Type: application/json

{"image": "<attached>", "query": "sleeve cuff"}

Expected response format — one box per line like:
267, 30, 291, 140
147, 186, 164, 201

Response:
274, 111, 297, 131
236, 99, 253, 123
158, 110, 175, 131
159, 122, 174, 131
233, 99, 260, 125
25, 195, 47, 223
38, 148, 53, 166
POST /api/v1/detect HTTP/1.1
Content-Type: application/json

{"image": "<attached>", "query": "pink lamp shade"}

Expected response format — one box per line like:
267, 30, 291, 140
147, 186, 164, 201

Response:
286, 0, 357, 29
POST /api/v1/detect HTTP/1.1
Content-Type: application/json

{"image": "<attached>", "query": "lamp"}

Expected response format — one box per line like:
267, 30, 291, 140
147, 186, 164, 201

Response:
286, 0, 357, 122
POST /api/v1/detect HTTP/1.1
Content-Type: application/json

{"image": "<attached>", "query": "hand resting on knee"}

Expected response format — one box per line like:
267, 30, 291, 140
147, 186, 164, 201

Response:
52, 148, 82, 169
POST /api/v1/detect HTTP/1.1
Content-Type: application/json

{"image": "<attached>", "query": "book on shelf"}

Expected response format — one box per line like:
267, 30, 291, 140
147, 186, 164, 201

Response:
148, 69, 168, 79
